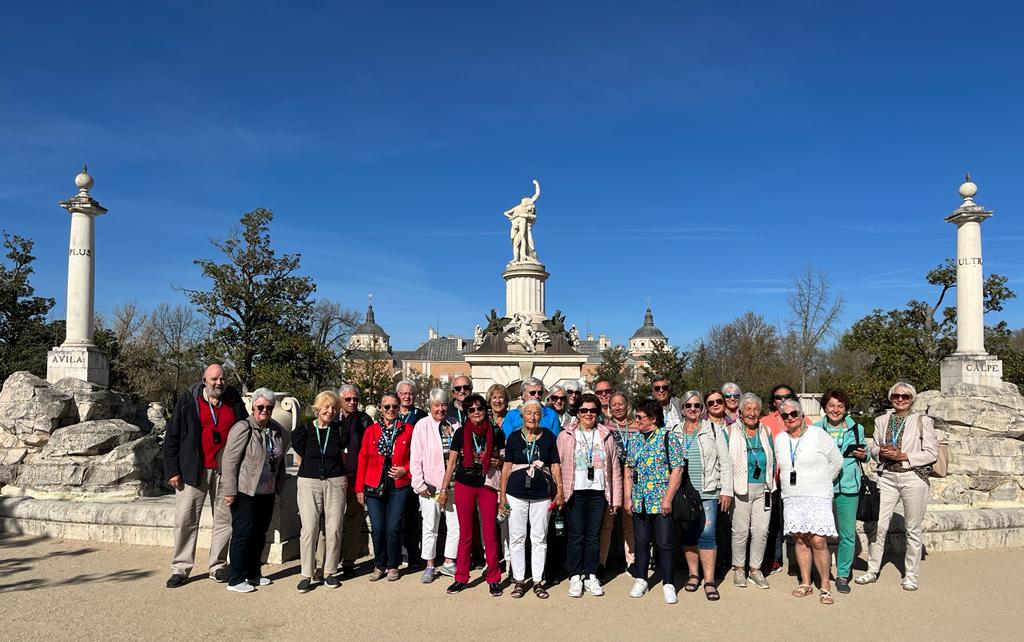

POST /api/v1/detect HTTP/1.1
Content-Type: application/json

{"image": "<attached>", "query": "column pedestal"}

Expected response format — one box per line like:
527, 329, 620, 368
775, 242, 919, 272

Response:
940, 354, 1004, 393
503, 261, 548, 325
46, 345, 109, 387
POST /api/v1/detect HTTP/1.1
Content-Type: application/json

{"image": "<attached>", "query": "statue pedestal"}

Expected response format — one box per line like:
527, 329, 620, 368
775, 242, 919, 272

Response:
940, 353, 1004, 393
503, 261, 548, 325
46, 345, 109, 387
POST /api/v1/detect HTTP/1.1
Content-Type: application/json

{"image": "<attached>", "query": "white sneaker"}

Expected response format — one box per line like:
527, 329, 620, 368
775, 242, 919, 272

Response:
568, 575, 584, 598
629, 578, 649, 598
227, 581, 255, 593
663, 583, 678, 604
854, 571, 878, 585
584, 575, 604, 597
250, 577, 272, 586
902, 575, 919, 591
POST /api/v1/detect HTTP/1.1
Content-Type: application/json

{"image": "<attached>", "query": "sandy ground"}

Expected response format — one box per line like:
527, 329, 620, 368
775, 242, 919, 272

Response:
0, 533, 1018, 641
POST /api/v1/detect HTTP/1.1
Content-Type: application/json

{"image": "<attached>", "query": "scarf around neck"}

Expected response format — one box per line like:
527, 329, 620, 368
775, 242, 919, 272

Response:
462, 418, 493, 473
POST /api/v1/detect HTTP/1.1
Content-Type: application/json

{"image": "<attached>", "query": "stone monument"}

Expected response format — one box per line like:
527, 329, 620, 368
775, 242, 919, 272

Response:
46, 165, 110, 387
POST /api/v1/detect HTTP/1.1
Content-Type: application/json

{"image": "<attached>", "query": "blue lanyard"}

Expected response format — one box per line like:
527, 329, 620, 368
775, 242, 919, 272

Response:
889, 415, 907, 447
579, 428, 595, 464
399, 410, 416, 426
206, 398, 221, 427
789, 433, 802, 467
682, 425, 698, 452
472, 432, 485, 454
522, 430, 539, 462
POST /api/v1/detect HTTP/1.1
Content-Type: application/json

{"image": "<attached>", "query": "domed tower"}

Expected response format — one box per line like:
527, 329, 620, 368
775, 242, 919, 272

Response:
628, 307, 667, 358
349, 298, 391, 352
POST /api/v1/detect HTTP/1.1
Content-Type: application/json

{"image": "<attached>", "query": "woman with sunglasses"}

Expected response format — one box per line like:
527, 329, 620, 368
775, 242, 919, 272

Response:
546, 385, 570, 428
355, 393, 416, 582
721, 383, 742, 425
774, 399, 842, 605
599, 391, 636, 577
220, 388, 286, 593
674, 390, 732, 601
704, 388, 734, 577
856, 382, 938, 592
556, 393, 622, 598
704, 389, 729, 430
439, 393, 506, 596
486, 383, 509, 431
812, 388, 867, 594
500, 399, 563, 599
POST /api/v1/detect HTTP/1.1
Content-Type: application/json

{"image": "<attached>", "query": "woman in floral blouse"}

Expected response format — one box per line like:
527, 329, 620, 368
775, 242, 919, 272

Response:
623, 399, 685, 604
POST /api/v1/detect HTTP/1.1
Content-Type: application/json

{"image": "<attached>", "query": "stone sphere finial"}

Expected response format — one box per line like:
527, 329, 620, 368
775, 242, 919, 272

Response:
959, 172, 977, 200
75, 163, 94, 192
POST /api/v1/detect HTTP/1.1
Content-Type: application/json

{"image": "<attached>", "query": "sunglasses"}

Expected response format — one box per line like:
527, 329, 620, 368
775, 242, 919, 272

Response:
342, 397, 358, 402
780, 410, 801, 420
253, 405, 274, 412
635, 413, 648, 420
381, 404, 399, 411
467, 406, 486, 413
773, 393, 796, 400
890, 393, 913, 402
524, 390, 542, 396
549, 395, 566, 402
653, 385, 670, 392
566, 390, 580, 395
595, 389, 612, 395
453, 385, 472, 392
723, 393, 740, 399
683, 403, 703, 409
707, 399, 724, 406
578, 407, 599, 415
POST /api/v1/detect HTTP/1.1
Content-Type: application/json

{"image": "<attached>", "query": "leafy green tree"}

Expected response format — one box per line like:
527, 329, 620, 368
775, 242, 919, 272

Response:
0, 232, 55, 380
344, 343, 396, 408
406, 369, 446, 408
635, 342, 689, 404
593, 345, 631, 391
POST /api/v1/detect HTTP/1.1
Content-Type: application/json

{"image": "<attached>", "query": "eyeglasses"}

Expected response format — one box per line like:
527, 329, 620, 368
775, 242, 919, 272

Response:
779, 410, 801, 420
467, 406, 486, 413
773, 393, 796, 400
253, 405, 274, 412
595, 389, 612, 395
634, 413, 648, 421
381, 404, 399, 411
549, 395, 566, 402
890, 393, 913, 402
453, 385, 472, 392
707, 399, 724, 406
653, 385, 670, 392
683, 403, 703, 409
524, 389, 542, 397
723, 393, 740, 399
342, 397, 358, 402
578, 407, 599, 415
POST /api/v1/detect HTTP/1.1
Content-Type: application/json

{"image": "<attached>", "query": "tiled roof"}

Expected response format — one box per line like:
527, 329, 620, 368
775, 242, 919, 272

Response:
404, 336, 472, 362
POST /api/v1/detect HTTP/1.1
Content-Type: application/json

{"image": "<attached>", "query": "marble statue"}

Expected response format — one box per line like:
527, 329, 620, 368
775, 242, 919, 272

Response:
473, 324, 484, 347
568, 324, 581, 348
503, 313, 549, 353
504, 179, 541, 263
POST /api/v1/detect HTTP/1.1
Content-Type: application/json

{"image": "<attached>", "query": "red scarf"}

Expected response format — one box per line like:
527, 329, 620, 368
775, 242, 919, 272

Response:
463, 418, 493, 474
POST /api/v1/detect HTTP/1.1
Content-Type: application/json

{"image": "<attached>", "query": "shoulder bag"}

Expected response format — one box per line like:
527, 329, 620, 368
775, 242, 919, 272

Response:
664, 432, 704, 524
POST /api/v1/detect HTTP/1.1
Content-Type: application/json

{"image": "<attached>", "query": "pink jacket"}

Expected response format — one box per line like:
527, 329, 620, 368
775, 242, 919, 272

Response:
556, 423, 623, 507
409, 415, 460, 495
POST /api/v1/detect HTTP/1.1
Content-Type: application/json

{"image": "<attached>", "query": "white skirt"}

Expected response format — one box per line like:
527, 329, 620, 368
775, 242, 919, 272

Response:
783, 496, 837, 537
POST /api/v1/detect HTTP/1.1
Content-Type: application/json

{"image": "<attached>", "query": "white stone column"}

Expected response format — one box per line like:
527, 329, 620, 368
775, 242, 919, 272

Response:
502, 261, 549, 325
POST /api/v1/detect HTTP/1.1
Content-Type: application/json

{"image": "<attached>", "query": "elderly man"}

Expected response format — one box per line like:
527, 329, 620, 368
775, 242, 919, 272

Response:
651, 375, 683, 430
501, 377, 561, 437
447, 375, 473, 424
592, 378, 613, 420
338, 383, 374, 577
396, 379, 428, 568
163, 364, 248, 588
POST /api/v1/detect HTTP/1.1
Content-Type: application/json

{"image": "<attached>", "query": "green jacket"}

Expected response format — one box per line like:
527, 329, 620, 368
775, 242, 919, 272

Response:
813, 416, 867, 495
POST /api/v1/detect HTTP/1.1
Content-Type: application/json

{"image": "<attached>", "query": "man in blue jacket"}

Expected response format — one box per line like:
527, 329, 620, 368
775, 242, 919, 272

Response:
501, 377, 561, 437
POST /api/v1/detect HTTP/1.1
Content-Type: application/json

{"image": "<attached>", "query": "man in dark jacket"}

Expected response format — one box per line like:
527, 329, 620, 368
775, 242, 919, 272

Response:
338, 383, 373, 577
396, 379, 428, 569
163, 363, 248, 588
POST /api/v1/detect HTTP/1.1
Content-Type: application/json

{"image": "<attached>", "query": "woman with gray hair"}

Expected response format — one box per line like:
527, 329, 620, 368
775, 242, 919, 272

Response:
221, 388, 286, 593
546, 384, 570, 428
727, 393, 775, 589
674, 390, 732, 600
409, 388, 460, 583
856, 382, 938, 592
721, 383, 742, 425
774, 399, 842, 604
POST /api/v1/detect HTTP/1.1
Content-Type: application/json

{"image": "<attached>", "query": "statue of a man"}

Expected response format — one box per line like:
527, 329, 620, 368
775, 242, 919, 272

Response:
503, 179, 540, 263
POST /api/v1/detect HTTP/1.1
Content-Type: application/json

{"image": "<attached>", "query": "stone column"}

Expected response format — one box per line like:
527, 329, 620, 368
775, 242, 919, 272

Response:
502, 261, 548, 325
940, 174, 1003, 392
47, 165, 110, 386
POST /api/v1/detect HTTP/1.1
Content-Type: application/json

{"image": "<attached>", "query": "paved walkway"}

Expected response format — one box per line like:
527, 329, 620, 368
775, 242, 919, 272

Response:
0, 533, 1017, 641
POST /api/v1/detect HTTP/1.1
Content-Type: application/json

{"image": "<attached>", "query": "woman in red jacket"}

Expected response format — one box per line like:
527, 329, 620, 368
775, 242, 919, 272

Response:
356, 393, 415, 582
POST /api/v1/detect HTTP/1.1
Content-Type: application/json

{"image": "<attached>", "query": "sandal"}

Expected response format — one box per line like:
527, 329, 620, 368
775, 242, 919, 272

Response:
819, 590, 834, 605
511, 581, 528, 599
792, 584, 813, 598
684, 575, 700, 592
704, 584, 720, 601
533, 582, 550, 599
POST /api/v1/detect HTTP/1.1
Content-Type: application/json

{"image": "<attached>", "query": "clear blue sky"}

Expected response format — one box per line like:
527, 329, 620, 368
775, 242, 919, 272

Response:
3, 1, 1022, 351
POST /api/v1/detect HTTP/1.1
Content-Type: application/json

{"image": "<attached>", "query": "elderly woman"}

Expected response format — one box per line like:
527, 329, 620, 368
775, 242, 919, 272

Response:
292, 390, 348, 593
775, 399, 842, 605
812, 388, 867, 594
624, 399, 685, 603
727, 393, 775, 590
409, 388, 460, 583
704, 389, 729, 429
355, 393, 416, 582
856, 382, 938, 592
500, 399, 563, 599
762, 382, 808, 577
486, 383, 509, 430
599, 391, 636, 576
564, 380, 583, 424
721, 382, 742, 425
221, 388, 286, 593
440, 393, 506, 596
546, 384, 569, 427
557, 393, 622, 598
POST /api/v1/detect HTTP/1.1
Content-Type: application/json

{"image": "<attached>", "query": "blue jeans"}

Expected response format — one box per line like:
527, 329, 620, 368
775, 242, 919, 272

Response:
365, 480, 409, 570
681, 499, 719, 550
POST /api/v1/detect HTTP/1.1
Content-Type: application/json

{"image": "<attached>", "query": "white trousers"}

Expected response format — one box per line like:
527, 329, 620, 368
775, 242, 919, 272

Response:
507, 495, 550, 582
867, 471, 929, 578
419, 494, 459, 562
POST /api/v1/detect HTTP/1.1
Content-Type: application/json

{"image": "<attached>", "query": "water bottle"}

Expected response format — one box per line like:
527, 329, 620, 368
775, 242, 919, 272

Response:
497, 501, 511, 524
554, 508, 565, 537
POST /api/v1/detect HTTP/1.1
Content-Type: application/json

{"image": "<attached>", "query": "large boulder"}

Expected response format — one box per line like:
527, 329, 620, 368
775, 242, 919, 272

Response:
11, 434, 161, 498
52, 377, 138, 423
40, 420, 142, 457
0, 431, 29, 466
0, 372, 78, 447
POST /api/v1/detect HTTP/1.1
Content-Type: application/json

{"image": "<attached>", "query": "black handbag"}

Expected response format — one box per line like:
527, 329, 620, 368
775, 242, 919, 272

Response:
664, 433, 704, 524
856, 466, 880, 522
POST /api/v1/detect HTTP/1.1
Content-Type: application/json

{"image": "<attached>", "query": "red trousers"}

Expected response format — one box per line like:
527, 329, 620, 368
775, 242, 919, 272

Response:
454, 482, 501, 584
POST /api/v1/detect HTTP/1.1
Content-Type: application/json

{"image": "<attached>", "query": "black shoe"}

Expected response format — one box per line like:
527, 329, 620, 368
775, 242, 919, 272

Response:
835, 577, 851, 594
213, 568, 229, 583
787, 567, 798, 577
627, 563, 637, 578
447, 581, 468, 594
489, 581, 503, 597
297, 578, 311, 593
340, 564, 355, 579
166, 574, 186, 588
596, 564, 606, 581
325, 575, 341, 589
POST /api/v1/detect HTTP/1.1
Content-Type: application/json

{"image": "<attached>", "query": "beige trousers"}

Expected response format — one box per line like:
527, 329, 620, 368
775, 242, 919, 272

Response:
297, 476, 348, 579
731, 483, 771, 569
171, 468, 232, 576
866, 470, 929, 578
599, 506, 635, 566
341, 480, 368, 565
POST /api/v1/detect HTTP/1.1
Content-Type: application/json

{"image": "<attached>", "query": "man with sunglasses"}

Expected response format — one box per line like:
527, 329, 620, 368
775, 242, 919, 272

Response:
593, 379, 614, 419
651, 376, 683, 431
339, 383, 374, 578
163, 363, 248, 589
501, 377, 562, 438
447, 375, 474, 425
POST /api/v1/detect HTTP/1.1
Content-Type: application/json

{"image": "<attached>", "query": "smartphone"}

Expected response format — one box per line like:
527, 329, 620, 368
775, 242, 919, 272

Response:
844, 443, 863, 457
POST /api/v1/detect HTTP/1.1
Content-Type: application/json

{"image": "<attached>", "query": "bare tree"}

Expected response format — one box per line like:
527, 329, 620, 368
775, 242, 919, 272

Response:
787, 263, 844, 393
704, 311, 786, 394
111, 302, 148, 345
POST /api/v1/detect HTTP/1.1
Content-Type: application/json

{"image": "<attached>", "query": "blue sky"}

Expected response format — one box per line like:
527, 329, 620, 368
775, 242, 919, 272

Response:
3, 1, 1023, 351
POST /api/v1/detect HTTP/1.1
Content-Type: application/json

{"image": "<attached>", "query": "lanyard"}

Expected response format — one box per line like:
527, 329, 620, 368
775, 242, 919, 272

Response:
682, 425, 698, 452
399, 409, 417, 426
889, 415, 907, 447
379, 422, 398, 453
578, 428, 595, 464
313, 421, 330, 458
521, 429, 539, 462
789, 432, 803, 467
206, 398, 221, 427
472, 431, 486, 454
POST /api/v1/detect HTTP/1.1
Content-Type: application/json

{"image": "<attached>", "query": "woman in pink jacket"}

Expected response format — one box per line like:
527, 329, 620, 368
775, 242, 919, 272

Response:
409, 388, 460, 584
557, 393, 623, 599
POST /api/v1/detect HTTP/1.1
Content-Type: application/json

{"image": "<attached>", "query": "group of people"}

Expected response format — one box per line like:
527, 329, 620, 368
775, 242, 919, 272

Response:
162, 367, 940, 604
